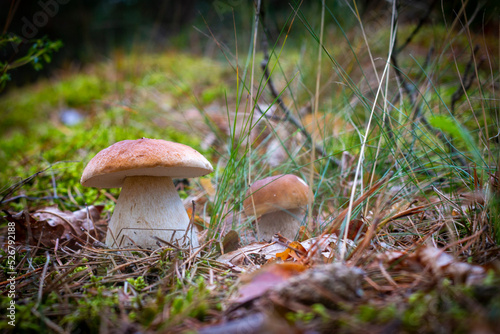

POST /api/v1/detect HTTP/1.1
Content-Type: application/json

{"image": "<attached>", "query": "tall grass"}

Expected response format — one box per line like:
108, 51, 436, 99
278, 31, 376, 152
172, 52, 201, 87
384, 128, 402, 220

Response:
205, 0, 499, 257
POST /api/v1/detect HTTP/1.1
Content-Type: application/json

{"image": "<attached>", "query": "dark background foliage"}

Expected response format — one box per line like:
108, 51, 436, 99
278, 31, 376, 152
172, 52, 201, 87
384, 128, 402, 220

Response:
1, 0, 498, 89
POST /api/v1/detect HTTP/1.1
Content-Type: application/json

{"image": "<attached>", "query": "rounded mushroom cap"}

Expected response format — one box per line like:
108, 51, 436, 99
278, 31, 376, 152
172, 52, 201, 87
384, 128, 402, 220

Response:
243, 174, 313, 217
81, 138, 213, 188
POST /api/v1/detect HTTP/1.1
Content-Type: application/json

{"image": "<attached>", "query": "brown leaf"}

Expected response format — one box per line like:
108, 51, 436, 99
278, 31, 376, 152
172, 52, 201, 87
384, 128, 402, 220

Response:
235, 262, 308, 303
325, 171, 393, 235
4, 206, 104, 249
222, 230, 240, 254
297, 226, 311, 241
186, 207, 209, 231
377, 247, 487, 285
275, 241, 307, 261
333, 219, 367, 240
199, 312, 301, 334
415, 246, 486, 285
378, 205, 426, 228
4, 210, 66, 248
300, 234, 356, 261
199, 178, 216, 198
33, 205, 103, 239
217, 235, 355, 269
217, 242, 288, 270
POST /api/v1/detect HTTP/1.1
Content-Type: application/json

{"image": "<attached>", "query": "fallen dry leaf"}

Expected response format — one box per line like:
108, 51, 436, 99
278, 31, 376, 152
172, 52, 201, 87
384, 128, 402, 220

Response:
186, 207, 209, 231
377, 246, 486, 285
199, 312, 301, 334
199, 178, 216, 199
235, 262, 308, 304
217, 234, 355, 270
301, 234, 356, 261
415, 246, 486, 285
216, 242, 288, 271
275, 241, 307, 261
221, 230, 240, 254
5, 210, 65, 248
3, 205, 104, 249
33, 205, 103, 239
232, 262, 364, 310
297, 225, 311, 240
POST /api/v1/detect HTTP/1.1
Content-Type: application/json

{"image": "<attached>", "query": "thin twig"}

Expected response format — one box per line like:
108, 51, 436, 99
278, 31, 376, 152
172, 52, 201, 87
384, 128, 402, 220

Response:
0, 167, 51, 204
390, 0, 468, 168
259, 37, 340, 168
31, 307, 68, 334
450, 45, 482, 114
348, 217, 381, 265
36, 252, 50, 307
182, 200, 196, 246
396, 0, 439, 54
1, 195, 65, 204
0, 267, 43, 287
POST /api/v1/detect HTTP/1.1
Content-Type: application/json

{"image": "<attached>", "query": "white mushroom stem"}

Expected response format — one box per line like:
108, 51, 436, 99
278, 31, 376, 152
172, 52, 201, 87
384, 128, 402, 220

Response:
106, 176, 199, 248
257, 208, 306, 241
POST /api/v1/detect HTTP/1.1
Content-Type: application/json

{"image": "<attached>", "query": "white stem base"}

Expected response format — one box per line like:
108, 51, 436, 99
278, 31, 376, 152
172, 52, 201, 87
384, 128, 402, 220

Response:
257, 208, 305, 241
106, 176, 199, 249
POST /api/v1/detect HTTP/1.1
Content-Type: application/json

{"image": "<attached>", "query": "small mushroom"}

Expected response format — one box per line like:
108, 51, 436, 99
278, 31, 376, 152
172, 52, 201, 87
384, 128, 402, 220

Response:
81, 138, 213, 248
243, 174, 313, 241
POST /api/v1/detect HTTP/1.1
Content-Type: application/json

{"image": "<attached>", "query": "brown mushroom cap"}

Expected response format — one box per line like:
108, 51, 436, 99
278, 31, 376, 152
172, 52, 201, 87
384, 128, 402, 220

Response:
243, 174, 313, 217
81, 138, 213, 188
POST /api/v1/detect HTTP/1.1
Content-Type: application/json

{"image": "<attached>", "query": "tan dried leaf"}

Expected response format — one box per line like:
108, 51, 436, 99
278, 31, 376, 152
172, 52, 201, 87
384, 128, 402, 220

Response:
4, 205, 103, 248
235, 262, 308, 303
415, 246, 486, 285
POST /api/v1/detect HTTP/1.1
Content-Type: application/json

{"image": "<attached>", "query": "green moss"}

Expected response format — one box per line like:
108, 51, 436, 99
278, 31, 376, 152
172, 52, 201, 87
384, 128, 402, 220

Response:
0, 298, 43, 333
356, 303, 397, 325
127, 276, 147, 291
61, 287, 120, 332
0, 92, 205, 211
53, 74, 110, 107
201, 84, 229, 105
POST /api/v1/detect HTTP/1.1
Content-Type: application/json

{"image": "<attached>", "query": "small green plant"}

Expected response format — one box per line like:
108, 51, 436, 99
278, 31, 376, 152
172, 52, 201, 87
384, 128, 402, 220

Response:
170, 277, 209, 320
127, 276, 147, 291
0, 298, 43, 332
0, 34, 62, 92
68, 265, 88, 278
286, 303, 332, 325
83, 275, 104, 289
62, 287, 119, 332
286, 309, 315, 324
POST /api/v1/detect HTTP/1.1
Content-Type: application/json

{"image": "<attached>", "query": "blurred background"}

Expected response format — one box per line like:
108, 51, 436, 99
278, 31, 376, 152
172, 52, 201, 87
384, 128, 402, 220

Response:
2, 0, 499, 90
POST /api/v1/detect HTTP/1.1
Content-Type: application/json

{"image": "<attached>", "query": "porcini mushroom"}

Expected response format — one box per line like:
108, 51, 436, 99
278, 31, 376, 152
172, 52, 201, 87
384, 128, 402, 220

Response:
81, 138, 213, 248
243, 174, 313, 241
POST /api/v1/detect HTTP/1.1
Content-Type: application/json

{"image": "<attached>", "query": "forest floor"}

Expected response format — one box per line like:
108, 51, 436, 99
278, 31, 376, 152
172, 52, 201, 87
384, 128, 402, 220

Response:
1, 3, 500, 333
